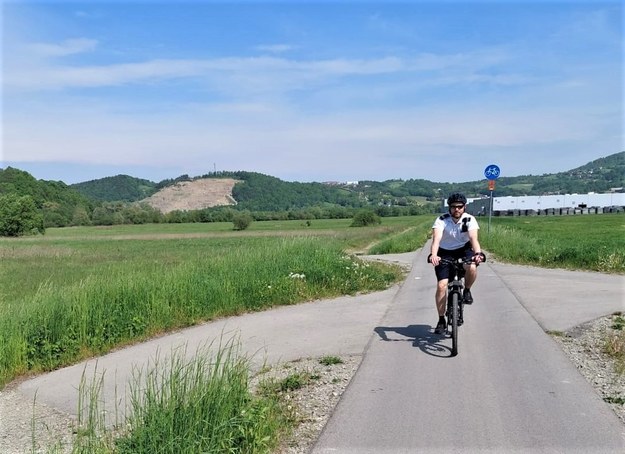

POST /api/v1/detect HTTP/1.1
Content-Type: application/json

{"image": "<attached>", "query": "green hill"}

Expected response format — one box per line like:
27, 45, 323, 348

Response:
0, 167, 93, 227
71, 174, 158, 202
2, 151, 623, 230
68, 151, 624, 205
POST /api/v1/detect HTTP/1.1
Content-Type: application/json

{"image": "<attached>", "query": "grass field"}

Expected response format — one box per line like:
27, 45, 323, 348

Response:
481, 214, 625, 273
0, 216, 431, 388
1, 213, 622, 388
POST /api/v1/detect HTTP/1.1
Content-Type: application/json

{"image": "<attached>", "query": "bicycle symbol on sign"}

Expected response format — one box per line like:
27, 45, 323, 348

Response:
484, 165, 501, 180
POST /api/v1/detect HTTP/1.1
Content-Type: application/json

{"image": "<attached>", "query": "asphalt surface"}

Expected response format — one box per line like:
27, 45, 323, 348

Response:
313, 246, 625, 454
14, 245, 625, 452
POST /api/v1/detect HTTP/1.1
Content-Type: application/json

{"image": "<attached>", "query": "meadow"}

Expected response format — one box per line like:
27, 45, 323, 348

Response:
0, 216, 432, 388
2, 213, 623, 453
480, 213, 625, 273
1, 213, 622, 387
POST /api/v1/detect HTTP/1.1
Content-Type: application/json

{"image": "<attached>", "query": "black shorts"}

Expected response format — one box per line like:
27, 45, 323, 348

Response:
434, 244, 475, 281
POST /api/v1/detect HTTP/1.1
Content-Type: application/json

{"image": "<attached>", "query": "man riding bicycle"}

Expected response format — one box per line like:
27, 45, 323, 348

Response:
429, 193, 483, 335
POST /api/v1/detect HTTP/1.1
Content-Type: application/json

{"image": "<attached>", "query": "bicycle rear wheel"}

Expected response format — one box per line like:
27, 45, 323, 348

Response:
450, 291, 459, 356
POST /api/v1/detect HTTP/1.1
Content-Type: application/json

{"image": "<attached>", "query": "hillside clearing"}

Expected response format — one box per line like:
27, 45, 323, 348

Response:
142, 178, 239, 213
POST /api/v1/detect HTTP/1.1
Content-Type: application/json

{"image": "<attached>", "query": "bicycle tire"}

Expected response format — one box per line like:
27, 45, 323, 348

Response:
450, 291, 459, 356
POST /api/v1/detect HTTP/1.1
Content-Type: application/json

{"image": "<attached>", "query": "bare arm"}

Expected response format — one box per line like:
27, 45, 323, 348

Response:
468, 229, 483, 263
430, 228, 443, 266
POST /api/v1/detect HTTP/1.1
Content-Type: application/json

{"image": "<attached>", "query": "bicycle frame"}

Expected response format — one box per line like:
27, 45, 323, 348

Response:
446, 261, 465, 317
439, 254, 482, 309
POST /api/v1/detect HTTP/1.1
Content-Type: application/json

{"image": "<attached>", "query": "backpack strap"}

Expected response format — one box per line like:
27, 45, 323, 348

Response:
461, 217, 470, 232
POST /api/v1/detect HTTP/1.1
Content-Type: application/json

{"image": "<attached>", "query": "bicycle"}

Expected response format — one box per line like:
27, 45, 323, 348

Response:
428, 253, 486, 356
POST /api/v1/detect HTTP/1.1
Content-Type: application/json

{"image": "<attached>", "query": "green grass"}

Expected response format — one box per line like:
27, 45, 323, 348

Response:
506, 183, 534, 191
604, 314, 625, 375
481, 214, 625, 273
319, 355, 344, 366
604, 396, 625, 405
34, 217, 414, 239
367, 217, 432, 255
611, 315, 625, 331
0, 217, 426, 388
67, 340, 288, 454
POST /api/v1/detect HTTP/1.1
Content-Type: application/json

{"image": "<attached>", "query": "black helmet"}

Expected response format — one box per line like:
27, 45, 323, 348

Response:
447, 192, 467, 206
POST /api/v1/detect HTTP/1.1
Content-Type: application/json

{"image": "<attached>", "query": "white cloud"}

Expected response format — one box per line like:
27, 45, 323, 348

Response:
26, 38, 98, 58
5, 94, 612, 169
4, 40, 528, 94
255, 44, 296, 54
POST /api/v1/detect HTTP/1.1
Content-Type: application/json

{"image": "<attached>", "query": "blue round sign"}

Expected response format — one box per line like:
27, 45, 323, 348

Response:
484, 164, 501, 180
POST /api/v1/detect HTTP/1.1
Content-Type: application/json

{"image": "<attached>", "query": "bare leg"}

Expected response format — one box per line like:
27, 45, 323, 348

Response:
436, 279, 448, 316
464, 264, 477, 289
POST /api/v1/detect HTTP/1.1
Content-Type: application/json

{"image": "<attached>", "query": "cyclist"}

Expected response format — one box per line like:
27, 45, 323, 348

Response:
429, 193, 484, 335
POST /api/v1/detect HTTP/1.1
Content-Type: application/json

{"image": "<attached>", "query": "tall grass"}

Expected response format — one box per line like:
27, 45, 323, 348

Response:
0, 235, 404, 387
367, 217, 433, 254
67, 340, 287, 453
481, 214, 625, 273
604, 314, 625, 376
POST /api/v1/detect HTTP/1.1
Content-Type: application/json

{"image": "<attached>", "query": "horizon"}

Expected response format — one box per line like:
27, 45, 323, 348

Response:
2, 1, 623, 185
3, 150, 622, 187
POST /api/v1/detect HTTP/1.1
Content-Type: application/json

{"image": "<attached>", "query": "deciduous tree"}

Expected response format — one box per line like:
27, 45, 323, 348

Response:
0, 194, 45, 236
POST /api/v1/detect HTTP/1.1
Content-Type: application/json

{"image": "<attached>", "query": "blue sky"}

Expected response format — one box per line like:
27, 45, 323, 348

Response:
2, 0, 622, 185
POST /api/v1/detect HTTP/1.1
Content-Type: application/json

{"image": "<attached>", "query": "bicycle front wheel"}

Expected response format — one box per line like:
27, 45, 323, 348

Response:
450, 291, 459, 356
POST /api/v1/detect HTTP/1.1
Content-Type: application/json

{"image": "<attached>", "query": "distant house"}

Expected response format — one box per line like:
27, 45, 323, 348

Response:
443, 197, 484, 208
322, 180, 359, 187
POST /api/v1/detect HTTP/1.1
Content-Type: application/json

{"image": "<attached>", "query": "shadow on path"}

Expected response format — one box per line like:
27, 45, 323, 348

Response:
374, 324, 452, 358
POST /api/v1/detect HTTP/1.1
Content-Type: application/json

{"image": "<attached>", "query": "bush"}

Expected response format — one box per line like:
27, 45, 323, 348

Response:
351, 209, 381, 227
233, 212, 253, 230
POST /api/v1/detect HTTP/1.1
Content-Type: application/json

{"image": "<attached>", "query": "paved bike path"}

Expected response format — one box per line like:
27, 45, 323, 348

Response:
313, 245, 625, 453
489, 261, 625, 332
14, 275, 408, 424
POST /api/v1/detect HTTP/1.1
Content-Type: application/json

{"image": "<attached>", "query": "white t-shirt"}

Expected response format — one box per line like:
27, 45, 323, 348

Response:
432, 212, 479, 250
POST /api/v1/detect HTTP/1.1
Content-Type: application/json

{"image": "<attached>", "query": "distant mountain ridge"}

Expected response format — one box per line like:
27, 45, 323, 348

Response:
1, 151, 623, 224
70, 151, 625, 207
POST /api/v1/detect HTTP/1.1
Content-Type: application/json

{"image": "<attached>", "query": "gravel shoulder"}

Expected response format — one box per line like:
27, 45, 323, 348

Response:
549, 313, 624, 425
2, 314, 623, 454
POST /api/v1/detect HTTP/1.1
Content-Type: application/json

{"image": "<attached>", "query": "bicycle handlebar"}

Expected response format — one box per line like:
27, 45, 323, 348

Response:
427, 252, 486, 265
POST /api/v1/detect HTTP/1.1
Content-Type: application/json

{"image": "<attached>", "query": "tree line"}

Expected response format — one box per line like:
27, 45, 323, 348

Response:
0, 167, 439, 236
1, 151, 622, 237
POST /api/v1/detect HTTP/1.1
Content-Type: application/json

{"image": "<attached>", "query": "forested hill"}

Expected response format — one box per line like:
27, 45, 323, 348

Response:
480, 151, 625, 195
64, 151, 624, 206
71, 174, 159, 202
1, 151, 623, 227
0, 167, 93, 227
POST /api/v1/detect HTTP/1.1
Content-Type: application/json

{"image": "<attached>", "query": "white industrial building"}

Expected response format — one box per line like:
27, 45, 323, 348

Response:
491, 193, 624, 211
467, 192, 625, 215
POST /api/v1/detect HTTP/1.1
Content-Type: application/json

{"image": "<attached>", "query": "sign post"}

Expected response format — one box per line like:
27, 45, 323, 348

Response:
484, 164, 501, 234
